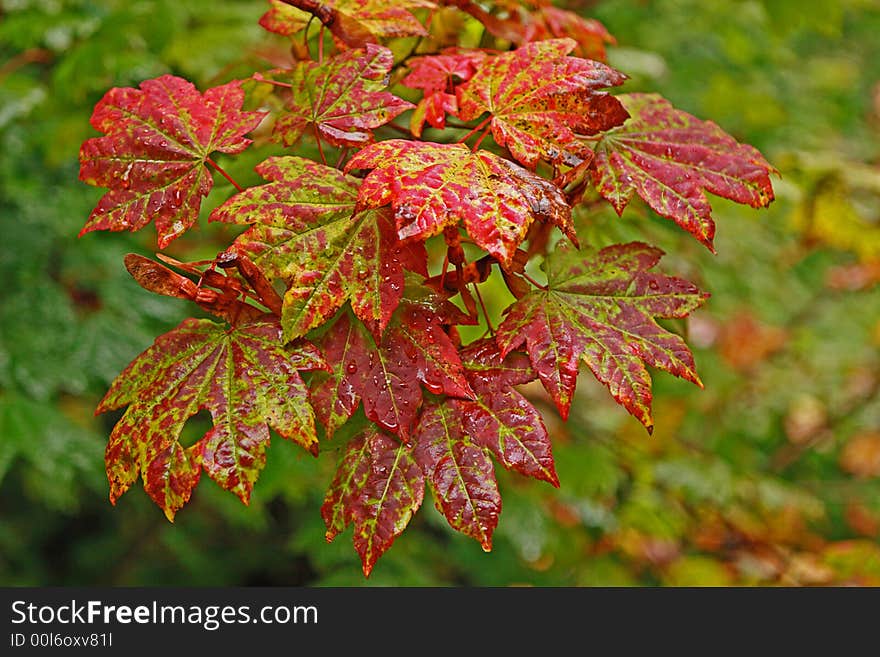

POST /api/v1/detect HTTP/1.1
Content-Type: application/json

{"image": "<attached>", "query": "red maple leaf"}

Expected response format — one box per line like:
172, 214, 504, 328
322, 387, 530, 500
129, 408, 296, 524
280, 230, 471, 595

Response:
496, 242, 708, 432
345, 139, 575, 267
270, 44, 414, 148
528, 4, 616, 61
79, 75, 265, 248
455, 337, 558, 486
309, 284, 475, 441
322, 428, 424, 576
446, 1, 615, 60
590, 93, 776, 251
457, 38, 629, 168
210, 156, 427, 340
413, 398, 502, 551
402, 49, 488, 135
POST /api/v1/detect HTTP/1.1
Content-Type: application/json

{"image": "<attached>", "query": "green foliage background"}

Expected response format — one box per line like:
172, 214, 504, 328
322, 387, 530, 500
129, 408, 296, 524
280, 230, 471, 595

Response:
2, 0, 879, 586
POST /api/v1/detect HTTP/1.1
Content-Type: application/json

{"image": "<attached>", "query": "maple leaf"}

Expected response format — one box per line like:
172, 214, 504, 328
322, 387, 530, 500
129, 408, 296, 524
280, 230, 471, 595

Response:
259, 0, 434, 48
210, 156, 426, 340
97, 317, 325, 520
402, 50, 488, 135
402, 49, 488, 95
528, 5, 616, 61
445, 1, 615, 60
309, 285, 475, 441
496, 242, 708, 432
413, 399, 501, 551
79, 75, 265, 248
457, 38, 629, 168
590, 93, 776, 251
345, 139, 575, 268
322, 428, 424, 576
270, 44, 414, 148
455, 338, 558, 486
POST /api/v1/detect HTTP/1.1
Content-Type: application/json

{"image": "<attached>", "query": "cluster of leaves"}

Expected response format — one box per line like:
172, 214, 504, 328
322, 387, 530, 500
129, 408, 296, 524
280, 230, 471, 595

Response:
75, 0, 776, 575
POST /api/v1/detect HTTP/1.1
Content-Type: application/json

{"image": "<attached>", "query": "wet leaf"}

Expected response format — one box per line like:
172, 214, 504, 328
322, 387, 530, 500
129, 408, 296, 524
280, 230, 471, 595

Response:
496, 242, 708, 431
259, 0, 433, 47
523, 4, 616, 61
310, 289, 474, 441
413, 399, 501, 551
79, 75, 265, 248
210, 156, 427, 340
451, 1, 615, 60
458, 38, 628, 168
271, 44, 414, 148
97, 317, 325, 519
345, 139, 574, 267
402, 49, 487, 134
322, 429, 424, 576
456, 338, 558, 486
590, 93, 775, 251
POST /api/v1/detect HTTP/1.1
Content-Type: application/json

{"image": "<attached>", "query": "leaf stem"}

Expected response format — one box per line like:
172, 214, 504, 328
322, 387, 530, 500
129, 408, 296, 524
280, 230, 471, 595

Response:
313, 124, 328, 165
318, 24, 325, 64
251, 72, 292, 88
521, 271, 548, 291
472, 282, 495, 334
471, 124, 492, 151
456, 115, 491, 144
205, 157, 244, 192
304, 15, 316, 60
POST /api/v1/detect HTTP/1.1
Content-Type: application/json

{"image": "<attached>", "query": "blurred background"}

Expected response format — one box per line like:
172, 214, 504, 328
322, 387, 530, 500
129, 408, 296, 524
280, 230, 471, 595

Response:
1, 0, 879, 586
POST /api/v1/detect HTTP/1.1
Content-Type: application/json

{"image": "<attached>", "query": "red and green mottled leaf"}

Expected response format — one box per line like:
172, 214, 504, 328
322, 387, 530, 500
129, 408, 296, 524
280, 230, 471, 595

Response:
279, 207, 425, 340
402, 50, 487, 135
79, 75, 265, 248
413, 400, 501, 551
210, 156, 426, 340
590, 93, 776, 251
322, 429, 424, 576
345, 139, 574, 267
457, 38, 628, 168
321, 431, 372, 541
271, 45, 414, 148
310, 288, 474, 440
525, 4, 615, 61
98, 317, 325, 519
402, 49, 488, 95
259, 0, 433, 47
448, 1, 614, 60
496, 242, 708, 432
456, 338, 557, 486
